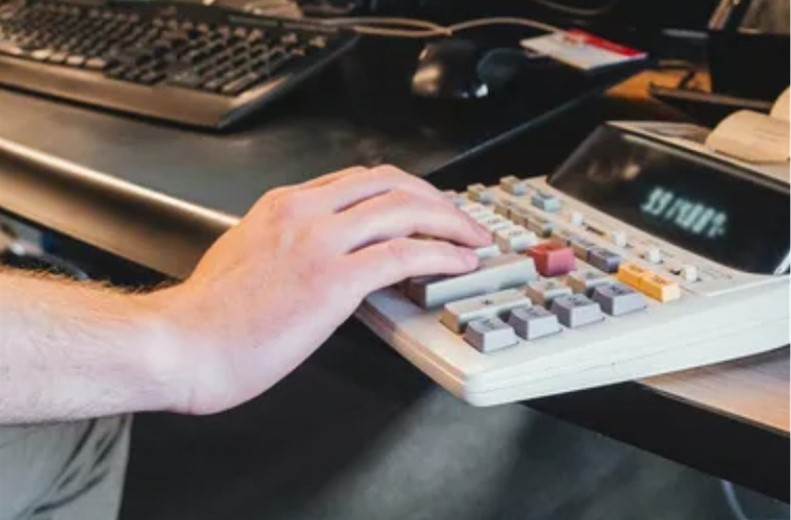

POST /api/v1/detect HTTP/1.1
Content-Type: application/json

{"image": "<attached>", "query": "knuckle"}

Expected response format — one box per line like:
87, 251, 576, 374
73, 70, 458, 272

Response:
385, 238, 415, 265
386, 189, 418, 207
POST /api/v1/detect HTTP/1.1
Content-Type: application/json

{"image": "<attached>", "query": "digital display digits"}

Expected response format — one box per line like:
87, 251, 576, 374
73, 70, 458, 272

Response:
639, 187, 728, 240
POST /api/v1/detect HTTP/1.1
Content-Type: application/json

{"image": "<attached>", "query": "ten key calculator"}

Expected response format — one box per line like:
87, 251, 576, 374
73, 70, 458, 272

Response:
357, 121, 790, 406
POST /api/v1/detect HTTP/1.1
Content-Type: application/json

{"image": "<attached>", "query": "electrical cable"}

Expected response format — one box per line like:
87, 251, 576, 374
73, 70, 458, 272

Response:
531, 0, 621, 17
241, 11, 564, 38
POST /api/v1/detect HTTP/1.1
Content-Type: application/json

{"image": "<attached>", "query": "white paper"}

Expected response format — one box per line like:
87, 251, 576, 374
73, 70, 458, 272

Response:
705, 110, 789, 163
770, 87, 789, 122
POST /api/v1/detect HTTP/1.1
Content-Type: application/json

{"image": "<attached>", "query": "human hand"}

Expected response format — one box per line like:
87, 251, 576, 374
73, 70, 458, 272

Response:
148, 165, 491, 414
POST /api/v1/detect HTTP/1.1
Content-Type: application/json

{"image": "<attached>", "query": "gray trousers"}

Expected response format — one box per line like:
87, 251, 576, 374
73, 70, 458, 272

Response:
0, 415, 130, 520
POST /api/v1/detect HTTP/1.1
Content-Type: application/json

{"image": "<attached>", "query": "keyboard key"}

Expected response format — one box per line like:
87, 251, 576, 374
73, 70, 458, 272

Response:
592, 283, 647, 316
525, 279, 572, 307
464, 317, 519, 353
531, 191, 562, 212
65, 54, 85, 66
639, 273, 681, 303
407, 253, 538, 308
474, 244, 501, 259
587, 247, 621, 273
617, 262, 651, 289
610, 230, 628, 247
440, 289, 531, 333
499, 175, 528, 195
526, 243, 576, 277
550, 294, 604, 328
494, 199, 516, 218
569, 236, 597, 260
467, 183, 494, 204
479, 215, 512, 232
508, 306, 561, 340
525, 214, 555, 237
221, 71, 264, 95
566, 269, 612, 295
550, 228, 574, 246
494, 225, 537, 253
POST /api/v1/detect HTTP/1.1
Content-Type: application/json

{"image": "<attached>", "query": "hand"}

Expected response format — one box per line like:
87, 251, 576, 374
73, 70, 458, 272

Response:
147, 165, 492, 415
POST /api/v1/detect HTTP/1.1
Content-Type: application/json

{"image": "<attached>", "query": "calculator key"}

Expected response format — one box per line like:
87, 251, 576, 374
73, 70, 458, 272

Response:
494, 199, 516, 218
617, 262, 651, 289
407, 253, 538, 308
566, 269, 612, 294
592, 283, 647, 316
494, 225, 537, 253
474, 245, 502, 259
587, 247, 622, 273
499, 175, 528, 195
525, 279, 572, 306
610, 230, 628, 247
644, 247, 663, 264
639, 273, 681, 303
680, 265, 698, 282
526, 243, 576, 277
440, 289, 531, 333
550, 294, 604, 328
569, 210, 584, 227
525, 215, 555, 237
509, 207, 532, 227
508, 306, 561, 340
550, 228, 574, 246
460, 202, 487, 216
467, 183, 495, 204
479, 215, 512, 232
464, 317, 519, 353
531, 191, 562, 212
569, 236, 597, 260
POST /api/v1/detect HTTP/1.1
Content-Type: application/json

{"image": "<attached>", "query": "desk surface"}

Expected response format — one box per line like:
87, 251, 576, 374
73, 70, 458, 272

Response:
0, 60, 787, 498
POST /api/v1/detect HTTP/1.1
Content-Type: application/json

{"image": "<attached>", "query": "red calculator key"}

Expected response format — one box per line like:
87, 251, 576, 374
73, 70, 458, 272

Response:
526, 243, 576, 277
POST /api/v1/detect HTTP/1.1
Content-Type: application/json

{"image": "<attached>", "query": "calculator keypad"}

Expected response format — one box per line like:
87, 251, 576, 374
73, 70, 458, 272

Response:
410, 177, 693, 354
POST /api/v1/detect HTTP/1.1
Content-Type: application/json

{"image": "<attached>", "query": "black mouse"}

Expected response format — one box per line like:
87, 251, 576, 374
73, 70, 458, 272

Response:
411, 39, 489, 100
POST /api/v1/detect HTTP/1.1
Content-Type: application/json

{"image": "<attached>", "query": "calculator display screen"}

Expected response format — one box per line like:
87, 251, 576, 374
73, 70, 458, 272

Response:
548, 125, 790, 274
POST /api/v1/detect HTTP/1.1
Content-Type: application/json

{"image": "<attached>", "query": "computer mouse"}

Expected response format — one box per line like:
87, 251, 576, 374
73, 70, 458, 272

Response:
411, 39, 489, 99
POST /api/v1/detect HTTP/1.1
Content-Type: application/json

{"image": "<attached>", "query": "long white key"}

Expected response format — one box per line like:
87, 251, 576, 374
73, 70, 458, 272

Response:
407, 253, 538, 308
440, 289, 532, 333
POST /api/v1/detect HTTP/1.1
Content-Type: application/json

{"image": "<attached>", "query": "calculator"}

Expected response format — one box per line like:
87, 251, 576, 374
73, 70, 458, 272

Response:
356, 121, 790, 406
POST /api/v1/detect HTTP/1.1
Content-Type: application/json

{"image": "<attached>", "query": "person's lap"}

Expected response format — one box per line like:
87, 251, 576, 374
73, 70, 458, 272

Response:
0, 415, 130, 520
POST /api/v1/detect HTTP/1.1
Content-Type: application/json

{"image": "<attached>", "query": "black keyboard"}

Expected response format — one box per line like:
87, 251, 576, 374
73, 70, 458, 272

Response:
0, 0, 357, 128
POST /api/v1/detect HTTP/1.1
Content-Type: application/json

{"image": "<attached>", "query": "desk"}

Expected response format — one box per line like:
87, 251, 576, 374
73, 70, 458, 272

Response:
0, 58, 787, 502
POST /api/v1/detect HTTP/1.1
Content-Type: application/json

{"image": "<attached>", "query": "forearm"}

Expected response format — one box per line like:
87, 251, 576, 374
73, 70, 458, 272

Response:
0, 268, 180, 424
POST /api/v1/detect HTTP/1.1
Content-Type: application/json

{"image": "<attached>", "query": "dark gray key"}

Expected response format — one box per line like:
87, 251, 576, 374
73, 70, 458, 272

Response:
508, 305, 561, 340
592, 283, 647, 316
550, 294, 604, 328
587, 247, 622, 273
463, 317, 519, 353
407, 254, 538, 309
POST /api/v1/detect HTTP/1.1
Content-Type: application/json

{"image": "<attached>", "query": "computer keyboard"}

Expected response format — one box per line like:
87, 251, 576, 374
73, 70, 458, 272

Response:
0, 0, 357, 128
357, 121, 790, 406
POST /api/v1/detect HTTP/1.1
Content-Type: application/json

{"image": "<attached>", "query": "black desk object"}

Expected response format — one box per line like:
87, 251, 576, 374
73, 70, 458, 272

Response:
0, 0, 359, 128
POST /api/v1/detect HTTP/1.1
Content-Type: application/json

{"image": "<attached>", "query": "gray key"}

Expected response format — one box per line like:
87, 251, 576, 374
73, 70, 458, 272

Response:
525, 279, 572, 306
508, 306, 561, 340
467, 183, 495, 204
407, 253, 538, 308
500, 175, 529, 195
464, 317, 519, 353
440, 289, 532, 333
566, 269, 612, 295
587, 247, 622, 273
592, 283, 647, 316
550, 294, 604, 328
479, 215, 512, 232
531, 191, 562, 212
